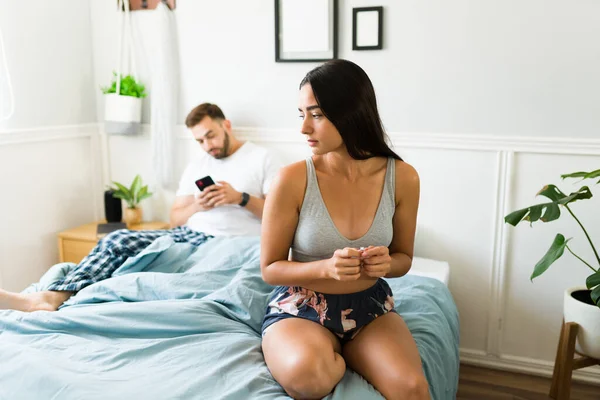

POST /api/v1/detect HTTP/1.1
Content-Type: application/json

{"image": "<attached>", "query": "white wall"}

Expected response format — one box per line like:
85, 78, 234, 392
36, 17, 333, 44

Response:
0, 0, 100, 291
89, 0, 600, 138
0, 0, 97, 130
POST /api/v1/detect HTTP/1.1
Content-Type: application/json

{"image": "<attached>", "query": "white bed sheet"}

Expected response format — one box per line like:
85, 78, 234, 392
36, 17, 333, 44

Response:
408, 257, 450, 286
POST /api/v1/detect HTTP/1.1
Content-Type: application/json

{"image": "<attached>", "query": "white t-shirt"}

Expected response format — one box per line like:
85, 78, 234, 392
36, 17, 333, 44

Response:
176, 141, 281, 237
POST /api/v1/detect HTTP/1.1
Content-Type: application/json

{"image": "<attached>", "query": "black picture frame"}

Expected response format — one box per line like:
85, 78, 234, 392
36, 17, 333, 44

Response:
352, 6, 383, 51
275, 0, 338, 62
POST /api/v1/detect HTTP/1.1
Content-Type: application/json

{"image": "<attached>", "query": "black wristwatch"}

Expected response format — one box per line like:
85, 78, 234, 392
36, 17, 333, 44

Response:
239, 192, 250, 207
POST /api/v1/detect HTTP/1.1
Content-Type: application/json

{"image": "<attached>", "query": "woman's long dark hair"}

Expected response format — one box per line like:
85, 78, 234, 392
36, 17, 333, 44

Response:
300, 59, 401, 161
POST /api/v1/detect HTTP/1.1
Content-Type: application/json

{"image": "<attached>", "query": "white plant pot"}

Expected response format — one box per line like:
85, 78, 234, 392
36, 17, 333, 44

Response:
104, 93, 142, 135
563, 286, 600, 359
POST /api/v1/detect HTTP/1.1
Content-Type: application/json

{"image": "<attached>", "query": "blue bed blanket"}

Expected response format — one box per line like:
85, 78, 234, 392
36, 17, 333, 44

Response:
0, 236, 459, 400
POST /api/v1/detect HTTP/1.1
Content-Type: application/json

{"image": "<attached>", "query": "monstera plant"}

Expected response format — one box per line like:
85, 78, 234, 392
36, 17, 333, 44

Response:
504, 169, 600, 308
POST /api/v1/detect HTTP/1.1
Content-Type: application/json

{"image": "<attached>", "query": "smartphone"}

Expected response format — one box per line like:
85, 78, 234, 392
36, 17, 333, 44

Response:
195, 175, 216, 192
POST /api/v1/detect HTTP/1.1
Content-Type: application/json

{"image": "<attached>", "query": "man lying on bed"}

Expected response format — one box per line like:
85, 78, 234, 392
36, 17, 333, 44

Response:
0, 103, 281, 312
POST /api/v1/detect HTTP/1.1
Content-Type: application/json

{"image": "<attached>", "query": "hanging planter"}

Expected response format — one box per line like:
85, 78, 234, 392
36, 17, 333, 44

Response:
102, 73, 146, 135
101, 0, 146, 135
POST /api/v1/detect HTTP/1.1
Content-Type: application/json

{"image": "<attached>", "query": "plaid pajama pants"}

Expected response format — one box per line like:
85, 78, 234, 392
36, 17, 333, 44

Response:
46, 226, 213, 293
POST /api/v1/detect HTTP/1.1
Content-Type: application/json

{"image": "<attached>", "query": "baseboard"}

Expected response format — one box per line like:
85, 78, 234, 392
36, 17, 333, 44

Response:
460, 348, 600, 385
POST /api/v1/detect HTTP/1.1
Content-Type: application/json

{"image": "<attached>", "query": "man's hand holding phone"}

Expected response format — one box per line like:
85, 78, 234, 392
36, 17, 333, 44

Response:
194, 185, 218, 211
194, 176, 242, 209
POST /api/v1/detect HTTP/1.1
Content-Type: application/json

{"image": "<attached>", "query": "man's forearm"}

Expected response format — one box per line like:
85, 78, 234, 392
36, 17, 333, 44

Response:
244, 195, 265, 219
170, 203, 199, 228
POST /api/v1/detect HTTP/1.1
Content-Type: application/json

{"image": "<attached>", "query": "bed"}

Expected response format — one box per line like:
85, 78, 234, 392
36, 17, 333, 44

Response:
0, 236, 459, 399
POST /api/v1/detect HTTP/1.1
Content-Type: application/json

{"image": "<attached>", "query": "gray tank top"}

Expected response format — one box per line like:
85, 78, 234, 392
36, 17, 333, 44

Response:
291, 157, 396, 262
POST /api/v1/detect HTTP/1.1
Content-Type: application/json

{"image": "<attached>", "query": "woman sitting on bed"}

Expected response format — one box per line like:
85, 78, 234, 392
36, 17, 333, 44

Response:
260, 59, 429, 400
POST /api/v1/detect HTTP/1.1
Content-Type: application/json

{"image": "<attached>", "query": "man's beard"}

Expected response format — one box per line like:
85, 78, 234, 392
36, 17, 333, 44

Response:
212, 131, 230, 159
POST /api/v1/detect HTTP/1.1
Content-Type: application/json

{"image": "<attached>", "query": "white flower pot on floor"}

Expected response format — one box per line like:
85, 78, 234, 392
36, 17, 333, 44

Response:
563, 286, 600, 359
104, 93, 142, 135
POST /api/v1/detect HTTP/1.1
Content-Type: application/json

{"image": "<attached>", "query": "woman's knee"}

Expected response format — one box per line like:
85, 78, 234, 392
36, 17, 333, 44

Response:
385, 371, 430, 400
277, 352, 345, 398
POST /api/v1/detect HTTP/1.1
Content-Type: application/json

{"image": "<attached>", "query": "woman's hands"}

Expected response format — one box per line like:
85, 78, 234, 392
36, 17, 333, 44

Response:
360, 246, 392, 278
326, 246, 391, 281
327, 248, 362, 281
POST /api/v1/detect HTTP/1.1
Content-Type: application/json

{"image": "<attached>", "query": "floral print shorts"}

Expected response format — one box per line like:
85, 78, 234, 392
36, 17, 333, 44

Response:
261, 279, 397, 343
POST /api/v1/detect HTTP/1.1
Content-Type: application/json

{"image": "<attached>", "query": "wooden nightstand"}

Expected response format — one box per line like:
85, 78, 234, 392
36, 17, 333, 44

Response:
58, 221, 170, 264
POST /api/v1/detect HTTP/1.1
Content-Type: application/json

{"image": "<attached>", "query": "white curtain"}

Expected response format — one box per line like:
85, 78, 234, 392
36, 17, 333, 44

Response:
125, 2, 179, 221
149, 2, 179, 191
0, 20, 15, 122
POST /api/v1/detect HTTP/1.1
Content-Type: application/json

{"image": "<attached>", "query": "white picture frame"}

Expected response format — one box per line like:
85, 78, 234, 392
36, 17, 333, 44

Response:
275, 0, 338, 62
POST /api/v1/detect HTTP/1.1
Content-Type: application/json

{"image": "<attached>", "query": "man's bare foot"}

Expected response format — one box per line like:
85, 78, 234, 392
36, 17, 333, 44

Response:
0, 289, 73, 312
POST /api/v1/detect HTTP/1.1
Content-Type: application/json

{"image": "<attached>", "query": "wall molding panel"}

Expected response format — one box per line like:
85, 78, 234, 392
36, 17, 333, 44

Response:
0, 124, 98, 147
0, 124, 103, 292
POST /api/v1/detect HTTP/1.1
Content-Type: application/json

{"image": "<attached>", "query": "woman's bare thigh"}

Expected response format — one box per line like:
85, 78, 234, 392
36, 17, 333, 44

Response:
262, 317, 346, 398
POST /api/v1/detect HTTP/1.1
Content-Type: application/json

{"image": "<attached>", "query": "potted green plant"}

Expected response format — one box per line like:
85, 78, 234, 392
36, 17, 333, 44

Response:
110, 174, 153, 226
101, 72, 147, 135
505, 169, 600, 359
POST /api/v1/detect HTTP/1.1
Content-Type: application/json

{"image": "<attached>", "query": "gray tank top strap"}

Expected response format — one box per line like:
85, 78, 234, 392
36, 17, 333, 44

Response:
385, 156, 395, 203
305, 158, 317, 191
303, 158, 320, 209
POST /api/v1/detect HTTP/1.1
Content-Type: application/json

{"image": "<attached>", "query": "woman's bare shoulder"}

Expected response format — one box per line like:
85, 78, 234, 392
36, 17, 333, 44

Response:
278, 159, 307, 182
395, 159, 418, 180
394, 159, 420, 200
271, 159, 308, 198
